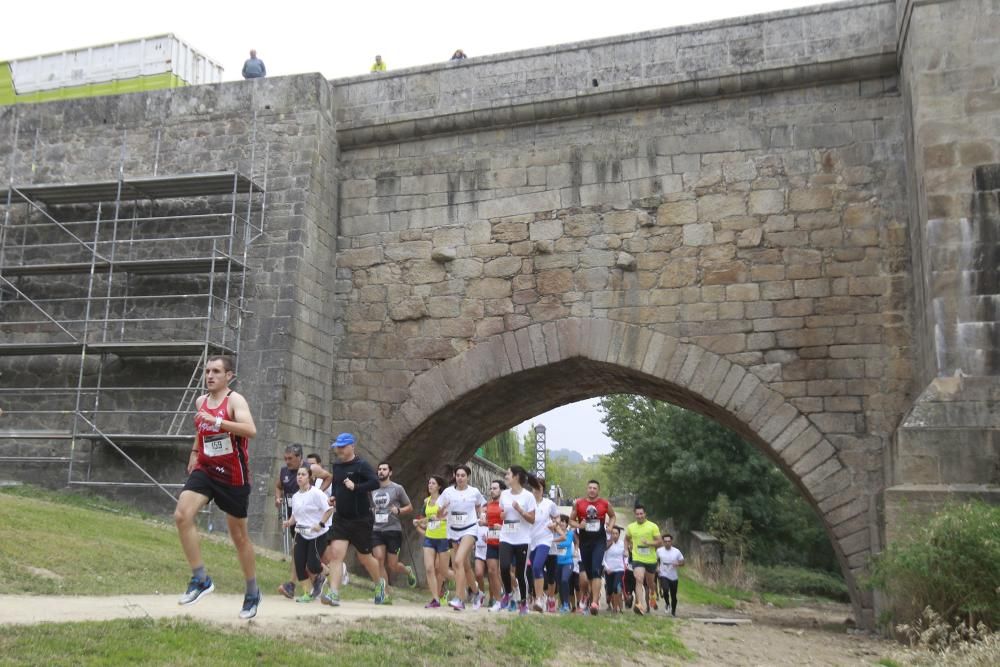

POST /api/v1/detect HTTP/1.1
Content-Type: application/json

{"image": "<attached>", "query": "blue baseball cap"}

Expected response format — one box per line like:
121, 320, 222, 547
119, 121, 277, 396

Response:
331, 433, 356, 448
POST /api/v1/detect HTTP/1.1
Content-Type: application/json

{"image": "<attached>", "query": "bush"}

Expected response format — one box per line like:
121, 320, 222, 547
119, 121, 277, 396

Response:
869, 501, 1000, 629
753, 564, 850, 602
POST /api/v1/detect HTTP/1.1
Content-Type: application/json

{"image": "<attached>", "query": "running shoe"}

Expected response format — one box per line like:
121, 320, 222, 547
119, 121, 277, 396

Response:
472, 591, 485, 610
277, 581, 295, 599
489, 600, 503, 613
425, 598, 441, 609
295, 593, 314, 603
405, 565, 417, 588
320, 590, 341, 607
239, 591, 261, 619
310, 575, 326, 600
448, 597, 465, 611
518, 602, 528, 616
651, 598, 659, 611
374, 578, 387, 604
532, 598, 545, 613
178, 576, 214, 605
590, 602, 599, 616
634, 604, 645, 616
560, 603, 570, 614
507, 597, 518, 612
547, 597, 557, 613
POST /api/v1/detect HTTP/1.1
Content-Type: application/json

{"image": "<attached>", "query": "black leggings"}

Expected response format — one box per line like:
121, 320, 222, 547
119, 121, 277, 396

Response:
293, 532, 329, 582
499, 542, 529, 600
660, 576, 679, 613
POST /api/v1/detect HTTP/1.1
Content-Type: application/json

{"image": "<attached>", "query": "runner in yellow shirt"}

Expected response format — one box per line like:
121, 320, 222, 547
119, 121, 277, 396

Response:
624, 504, 662, 615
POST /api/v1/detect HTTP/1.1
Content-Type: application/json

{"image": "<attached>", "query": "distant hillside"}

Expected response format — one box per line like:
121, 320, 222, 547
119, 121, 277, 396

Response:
550, 448, 584, 464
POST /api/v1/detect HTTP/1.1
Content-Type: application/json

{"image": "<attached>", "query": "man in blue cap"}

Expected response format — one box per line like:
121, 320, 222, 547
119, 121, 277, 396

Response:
319, 432, 387, 606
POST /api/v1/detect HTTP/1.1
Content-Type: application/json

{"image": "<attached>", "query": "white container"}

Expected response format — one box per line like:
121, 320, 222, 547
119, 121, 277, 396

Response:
8, 34, 223, 95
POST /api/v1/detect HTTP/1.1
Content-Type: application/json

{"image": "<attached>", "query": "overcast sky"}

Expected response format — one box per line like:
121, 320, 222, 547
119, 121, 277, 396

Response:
4, 0, 829, 457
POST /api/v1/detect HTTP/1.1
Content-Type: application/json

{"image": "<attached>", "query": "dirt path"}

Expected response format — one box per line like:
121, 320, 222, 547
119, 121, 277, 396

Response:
0, 594, 893, 665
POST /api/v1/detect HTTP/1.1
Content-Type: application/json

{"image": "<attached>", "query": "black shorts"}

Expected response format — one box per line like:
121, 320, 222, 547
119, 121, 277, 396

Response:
486, 544, 500, 560
183, 469, 250, 519
371, 530, 402, 555
329, 515, 374, 555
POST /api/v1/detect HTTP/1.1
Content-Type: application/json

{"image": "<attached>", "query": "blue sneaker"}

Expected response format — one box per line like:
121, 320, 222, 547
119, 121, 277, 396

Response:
374, 578, 387, 604
178, 576, 214, 605
507, 597, 517, 612
239, 591, 261, 619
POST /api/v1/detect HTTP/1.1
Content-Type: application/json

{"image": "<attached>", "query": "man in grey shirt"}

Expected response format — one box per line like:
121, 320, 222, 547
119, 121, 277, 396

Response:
370, 462, 416, 601
242, 49, 266, 79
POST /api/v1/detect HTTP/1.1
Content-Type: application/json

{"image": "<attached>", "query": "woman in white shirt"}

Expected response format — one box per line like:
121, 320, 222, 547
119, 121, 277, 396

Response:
281, 466, 334, 602
527, 475, 561, 612
603, 525, 626, 613
437, 464, 485, 611
498, 465, 536, 614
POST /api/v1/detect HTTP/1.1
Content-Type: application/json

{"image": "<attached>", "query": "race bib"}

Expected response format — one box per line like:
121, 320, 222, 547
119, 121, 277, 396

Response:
502, 520, 520, 534
637, 546, 652, 556
202, 433, 232, 457
375, 511, 389, 524
487, 528, 500, 541
449, 512, 469, 527
552, 545, 566, 557
427, 519, 442, 531
585, 519, 601, 532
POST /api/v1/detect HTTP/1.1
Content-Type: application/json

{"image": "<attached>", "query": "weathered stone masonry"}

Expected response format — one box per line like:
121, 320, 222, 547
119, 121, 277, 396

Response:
2, 0, 998, 628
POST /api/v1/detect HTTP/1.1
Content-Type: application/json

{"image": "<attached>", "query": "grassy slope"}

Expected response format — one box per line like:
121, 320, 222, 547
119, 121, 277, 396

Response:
0, 486, 692, 666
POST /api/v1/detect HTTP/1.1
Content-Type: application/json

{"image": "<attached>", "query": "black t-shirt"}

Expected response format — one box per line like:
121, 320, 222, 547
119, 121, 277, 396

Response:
331, 456, 380, 520
278, 466, 298, 501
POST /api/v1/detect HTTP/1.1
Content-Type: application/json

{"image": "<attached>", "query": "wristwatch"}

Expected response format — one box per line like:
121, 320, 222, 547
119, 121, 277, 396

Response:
214, 416, 223, 429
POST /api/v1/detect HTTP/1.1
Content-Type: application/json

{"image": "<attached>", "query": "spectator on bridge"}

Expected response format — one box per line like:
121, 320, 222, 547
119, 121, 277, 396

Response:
370, 55, 387, 73
450, 49, 467, 61
241, 50, 266, 79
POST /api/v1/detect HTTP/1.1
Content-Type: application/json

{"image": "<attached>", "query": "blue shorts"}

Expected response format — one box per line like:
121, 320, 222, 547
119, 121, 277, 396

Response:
486, 544, 500, 560
423, 537, 451, 553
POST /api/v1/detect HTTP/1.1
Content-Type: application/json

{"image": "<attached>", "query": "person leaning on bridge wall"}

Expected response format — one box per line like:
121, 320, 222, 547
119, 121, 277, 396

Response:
370, 54, 386, 72
450, 49, 467, 61
241, 49, 266, 79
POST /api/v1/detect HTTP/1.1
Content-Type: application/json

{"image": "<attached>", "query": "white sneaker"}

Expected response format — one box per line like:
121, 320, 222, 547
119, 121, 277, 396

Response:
489, 601, 503, 613
472, 591, 485, 610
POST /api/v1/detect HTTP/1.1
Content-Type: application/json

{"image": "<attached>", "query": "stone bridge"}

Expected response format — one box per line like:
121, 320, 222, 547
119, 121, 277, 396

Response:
2, 0, 999, 627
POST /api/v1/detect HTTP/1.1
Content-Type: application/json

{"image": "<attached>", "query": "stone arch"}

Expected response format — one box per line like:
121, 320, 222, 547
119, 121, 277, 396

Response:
377, 317, 872, 622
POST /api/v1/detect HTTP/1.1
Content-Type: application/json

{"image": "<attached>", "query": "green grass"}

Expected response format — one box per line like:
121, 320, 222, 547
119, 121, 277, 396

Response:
0, 485, 392, 602
0, 615, 691, 666
676, 576, 738, 609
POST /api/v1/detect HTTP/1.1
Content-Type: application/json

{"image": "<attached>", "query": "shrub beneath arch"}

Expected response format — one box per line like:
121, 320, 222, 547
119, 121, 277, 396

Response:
870, 500, 1000, 630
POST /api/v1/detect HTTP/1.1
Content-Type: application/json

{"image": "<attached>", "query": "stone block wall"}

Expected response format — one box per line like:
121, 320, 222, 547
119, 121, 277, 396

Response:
0, 76, 338, 532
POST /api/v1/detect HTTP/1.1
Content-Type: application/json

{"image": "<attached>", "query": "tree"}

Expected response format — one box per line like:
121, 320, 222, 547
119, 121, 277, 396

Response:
479, 429, 519, 469
600, 394, 837, 571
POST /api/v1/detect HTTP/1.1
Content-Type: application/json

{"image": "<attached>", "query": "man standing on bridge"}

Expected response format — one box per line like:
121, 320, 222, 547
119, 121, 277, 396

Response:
242, 49, 266, 79
174, 355, 261, 619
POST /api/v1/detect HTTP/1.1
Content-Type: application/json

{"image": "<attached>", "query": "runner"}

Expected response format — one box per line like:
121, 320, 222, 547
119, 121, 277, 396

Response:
274, 445, 301, 599
656, 533, 685, 617
474, 522, 490, 605
481, 479, 506, 611
281, 466, 334, 602
624, 504, 662, 615
498, 465, 536, 615
319, 433, 386, 607
174, 355, 260, 619
305, 452, 349, 589
552, 515, 575, 614
603, 525, 626, 613
370, 462, 417, 603
413, 475, 450, 608
569, 479, 617, 615
437, 464, 485, 611
527, 476, 560, 613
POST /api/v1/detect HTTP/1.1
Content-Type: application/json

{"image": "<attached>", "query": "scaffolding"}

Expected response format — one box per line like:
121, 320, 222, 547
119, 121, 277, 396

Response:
0, 161, 266, 503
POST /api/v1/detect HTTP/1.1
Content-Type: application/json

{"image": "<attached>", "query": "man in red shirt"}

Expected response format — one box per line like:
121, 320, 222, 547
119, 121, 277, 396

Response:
174, 355, 261, 619
569, 479, 617, 615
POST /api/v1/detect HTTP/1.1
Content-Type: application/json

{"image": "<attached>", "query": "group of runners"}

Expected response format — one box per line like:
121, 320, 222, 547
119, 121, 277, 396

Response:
173, 355, 685, 620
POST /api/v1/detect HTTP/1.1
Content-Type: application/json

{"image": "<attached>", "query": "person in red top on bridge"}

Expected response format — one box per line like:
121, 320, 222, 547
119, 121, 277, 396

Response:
174, 355, 261, 619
